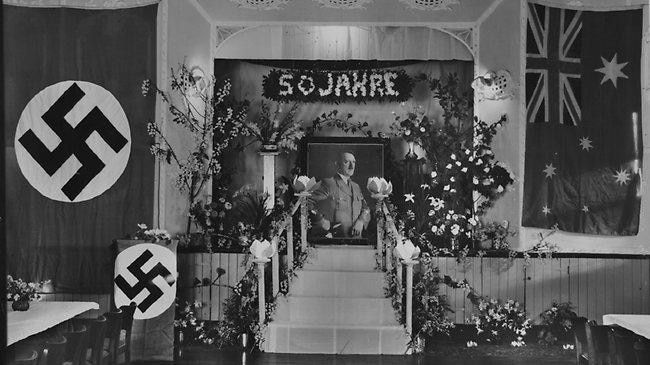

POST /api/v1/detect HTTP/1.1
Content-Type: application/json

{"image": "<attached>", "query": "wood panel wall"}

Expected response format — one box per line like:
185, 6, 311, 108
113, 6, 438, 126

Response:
40, 254, 649, 324
435, 256, 650, 323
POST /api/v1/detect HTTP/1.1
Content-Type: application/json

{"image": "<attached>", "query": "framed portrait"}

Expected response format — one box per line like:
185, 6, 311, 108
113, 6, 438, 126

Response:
300, 137, 391, 246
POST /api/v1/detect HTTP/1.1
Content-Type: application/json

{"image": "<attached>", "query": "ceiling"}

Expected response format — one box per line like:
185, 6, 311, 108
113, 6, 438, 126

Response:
196, 0, 500, 25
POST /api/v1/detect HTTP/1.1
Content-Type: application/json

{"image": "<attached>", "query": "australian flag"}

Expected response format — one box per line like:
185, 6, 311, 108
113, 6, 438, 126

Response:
522, 3, 643, 235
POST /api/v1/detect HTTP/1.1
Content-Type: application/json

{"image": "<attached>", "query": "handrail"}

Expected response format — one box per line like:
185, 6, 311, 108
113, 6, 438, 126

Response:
257, 196, 308, 325
376, 198, 416, 338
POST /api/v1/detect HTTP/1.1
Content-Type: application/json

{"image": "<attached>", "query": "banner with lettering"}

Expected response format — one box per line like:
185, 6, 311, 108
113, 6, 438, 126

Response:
3, 4, 157, 292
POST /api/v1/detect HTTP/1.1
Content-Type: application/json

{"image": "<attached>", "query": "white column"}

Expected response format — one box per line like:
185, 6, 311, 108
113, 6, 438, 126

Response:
403, 259, 418, 336
295, 193, 310, 250
260, 152, 279, 210
271, 238, 279, 297
375, 198, 385, 270
253, 258, 270, 326
286, 216, 294, 272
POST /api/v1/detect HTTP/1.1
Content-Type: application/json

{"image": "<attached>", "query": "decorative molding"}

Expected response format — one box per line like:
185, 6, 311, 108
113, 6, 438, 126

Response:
314, 0, 373, 9
398, 0, 459, 11
215, 25, 249, 51
476, 0, 504, 26
2, 0, 159, 8
439, 27, 475, 56
228, 0, 289, 10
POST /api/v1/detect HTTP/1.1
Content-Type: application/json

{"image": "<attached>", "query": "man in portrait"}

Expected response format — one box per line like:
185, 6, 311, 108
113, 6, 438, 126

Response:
310, 151, 371, 238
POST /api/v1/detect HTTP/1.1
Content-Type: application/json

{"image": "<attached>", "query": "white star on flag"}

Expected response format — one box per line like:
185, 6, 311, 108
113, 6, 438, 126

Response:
542, 205, 551, 215
578, 137, 593, 151
404, 193, 415, 203
581, 205, 589, 213
543, 164, 557, 178
595, 53, 629, 88
613, 168, 631, 185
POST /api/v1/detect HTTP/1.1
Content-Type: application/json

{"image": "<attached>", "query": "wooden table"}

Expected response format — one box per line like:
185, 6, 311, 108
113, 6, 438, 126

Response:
7, 301, 99, 345
603, 314, 650, 339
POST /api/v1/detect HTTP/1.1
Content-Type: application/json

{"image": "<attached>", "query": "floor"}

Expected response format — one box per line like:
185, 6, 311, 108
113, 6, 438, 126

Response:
132, 348, 575, 365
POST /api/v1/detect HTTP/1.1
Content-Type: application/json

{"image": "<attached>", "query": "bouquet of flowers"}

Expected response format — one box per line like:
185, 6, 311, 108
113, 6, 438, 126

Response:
243, 101, 305, 152
131, 224, 172, 242
6, 275, 49, 302
389, 104, 433, 144
537, 301, 578, 346
470, 297, 532, 346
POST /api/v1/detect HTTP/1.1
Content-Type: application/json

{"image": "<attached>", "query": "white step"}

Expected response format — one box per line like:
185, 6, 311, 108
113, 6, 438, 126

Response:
263, 323, 410, 354
290, 270, 386, 298
273, 297, 398, 326
304, 246, 377, 272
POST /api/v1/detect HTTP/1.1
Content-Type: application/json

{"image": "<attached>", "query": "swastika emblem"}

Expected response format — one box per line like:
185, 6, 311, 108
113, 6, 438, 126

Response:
15, 81, 131, 202
114, 244, 177, 320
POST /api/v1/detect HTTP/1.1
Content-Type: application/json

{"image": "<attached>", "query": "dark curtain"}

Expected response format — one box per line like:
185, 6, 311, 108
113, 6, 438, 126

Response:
3, 5, 157, 293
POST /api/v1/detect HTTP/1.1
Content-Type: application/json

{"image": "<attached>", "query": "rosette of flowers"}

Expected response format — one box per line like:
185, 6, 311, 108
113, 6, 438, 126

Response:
7, 275, 50, 311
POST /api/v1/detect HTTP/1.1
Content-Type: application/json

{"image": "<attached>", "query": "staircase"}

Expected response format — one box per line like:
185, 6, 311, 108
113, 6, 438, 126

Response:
263, 245, 410, 354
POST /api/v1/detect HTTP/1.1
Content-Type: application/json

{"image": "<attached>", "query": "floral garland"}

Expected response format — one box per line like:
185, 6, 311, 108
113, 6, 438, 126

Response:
262, 68, 414, 104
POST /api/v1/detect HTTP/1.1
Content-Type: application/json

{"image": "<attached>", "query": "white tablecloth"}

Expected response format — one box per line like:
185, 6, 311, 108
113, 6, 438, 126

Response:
603, 314, 650, 339
7, 301, 99, 345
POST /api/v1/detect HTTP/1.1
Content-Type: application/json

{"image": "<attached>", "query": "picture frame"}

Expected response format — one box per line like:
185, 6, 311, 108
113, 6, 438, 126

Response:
299, 136, 391, 246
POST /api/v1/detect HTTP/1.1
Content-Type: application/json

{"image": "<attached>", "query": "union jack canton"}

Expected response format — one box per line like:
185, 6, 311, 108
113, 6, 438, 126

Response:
526, 3, 583, 126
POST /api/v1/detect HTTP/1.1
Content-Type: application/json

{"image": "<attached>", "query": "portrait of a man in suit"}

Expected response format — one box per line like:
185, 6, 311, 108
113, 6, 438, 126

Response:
310, 151, 371, 238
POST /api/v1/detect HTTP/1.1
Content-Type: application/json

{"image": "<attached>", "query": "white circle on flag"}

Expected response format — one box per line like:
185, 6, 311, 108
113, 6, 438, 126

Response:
114, 244, 177, 320
14, 80, 131, 202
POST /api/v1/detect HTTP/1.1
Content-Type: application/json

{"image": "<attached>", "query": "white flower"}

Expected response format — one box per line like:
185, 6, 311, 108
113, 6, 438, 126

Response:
293, 176, 318, 193
466, 341, 478, 348
431, 225, 438, 233
451, 154, 456, 160
431, 171, 437, 178
443, 185, 450, 191
446, 164, 452, 169
451, 224, 460, 235
137, 223, 147, 230
394, 239, 421, 261
473, 177, 479, 185
461, 167, 468, 173
250, 239, 276, 260
367, 177, 393, 195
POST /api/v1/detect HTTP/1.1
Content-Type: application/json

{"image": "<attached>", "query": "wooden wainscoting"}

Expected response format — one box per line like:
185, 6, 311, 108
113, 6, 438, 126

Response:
177, 252, 248, 321
46, 254, 644, 324
434, 256, 650, 323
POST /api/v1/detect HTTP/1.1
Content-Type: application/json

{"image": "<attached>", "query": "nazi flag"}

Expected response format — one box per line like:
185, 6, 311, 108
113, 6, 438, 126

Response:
114, 243, 177, 320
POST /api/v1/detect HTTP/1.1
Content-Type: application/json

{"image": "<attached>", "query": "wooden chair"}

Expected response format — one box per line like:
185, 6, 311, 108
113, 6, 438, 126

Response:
61, 325, 88, 365
72, 315, 107, 365
572, 317, 590, 365
9, 350, 39, 365
608, 327, 638, 365
116, 302, 136, 365
586, 321, 612, 365
41, 336, 68, 365
102, 309, 124, 365
633, 339, 649, 365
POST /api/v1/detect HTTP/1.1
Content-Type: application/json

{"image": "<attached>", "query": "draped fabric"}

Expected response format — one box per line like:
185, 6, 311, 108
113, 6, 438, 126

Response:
281, 26, 474, 61
4, 5, 157, 293
522, 3, 643, 235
